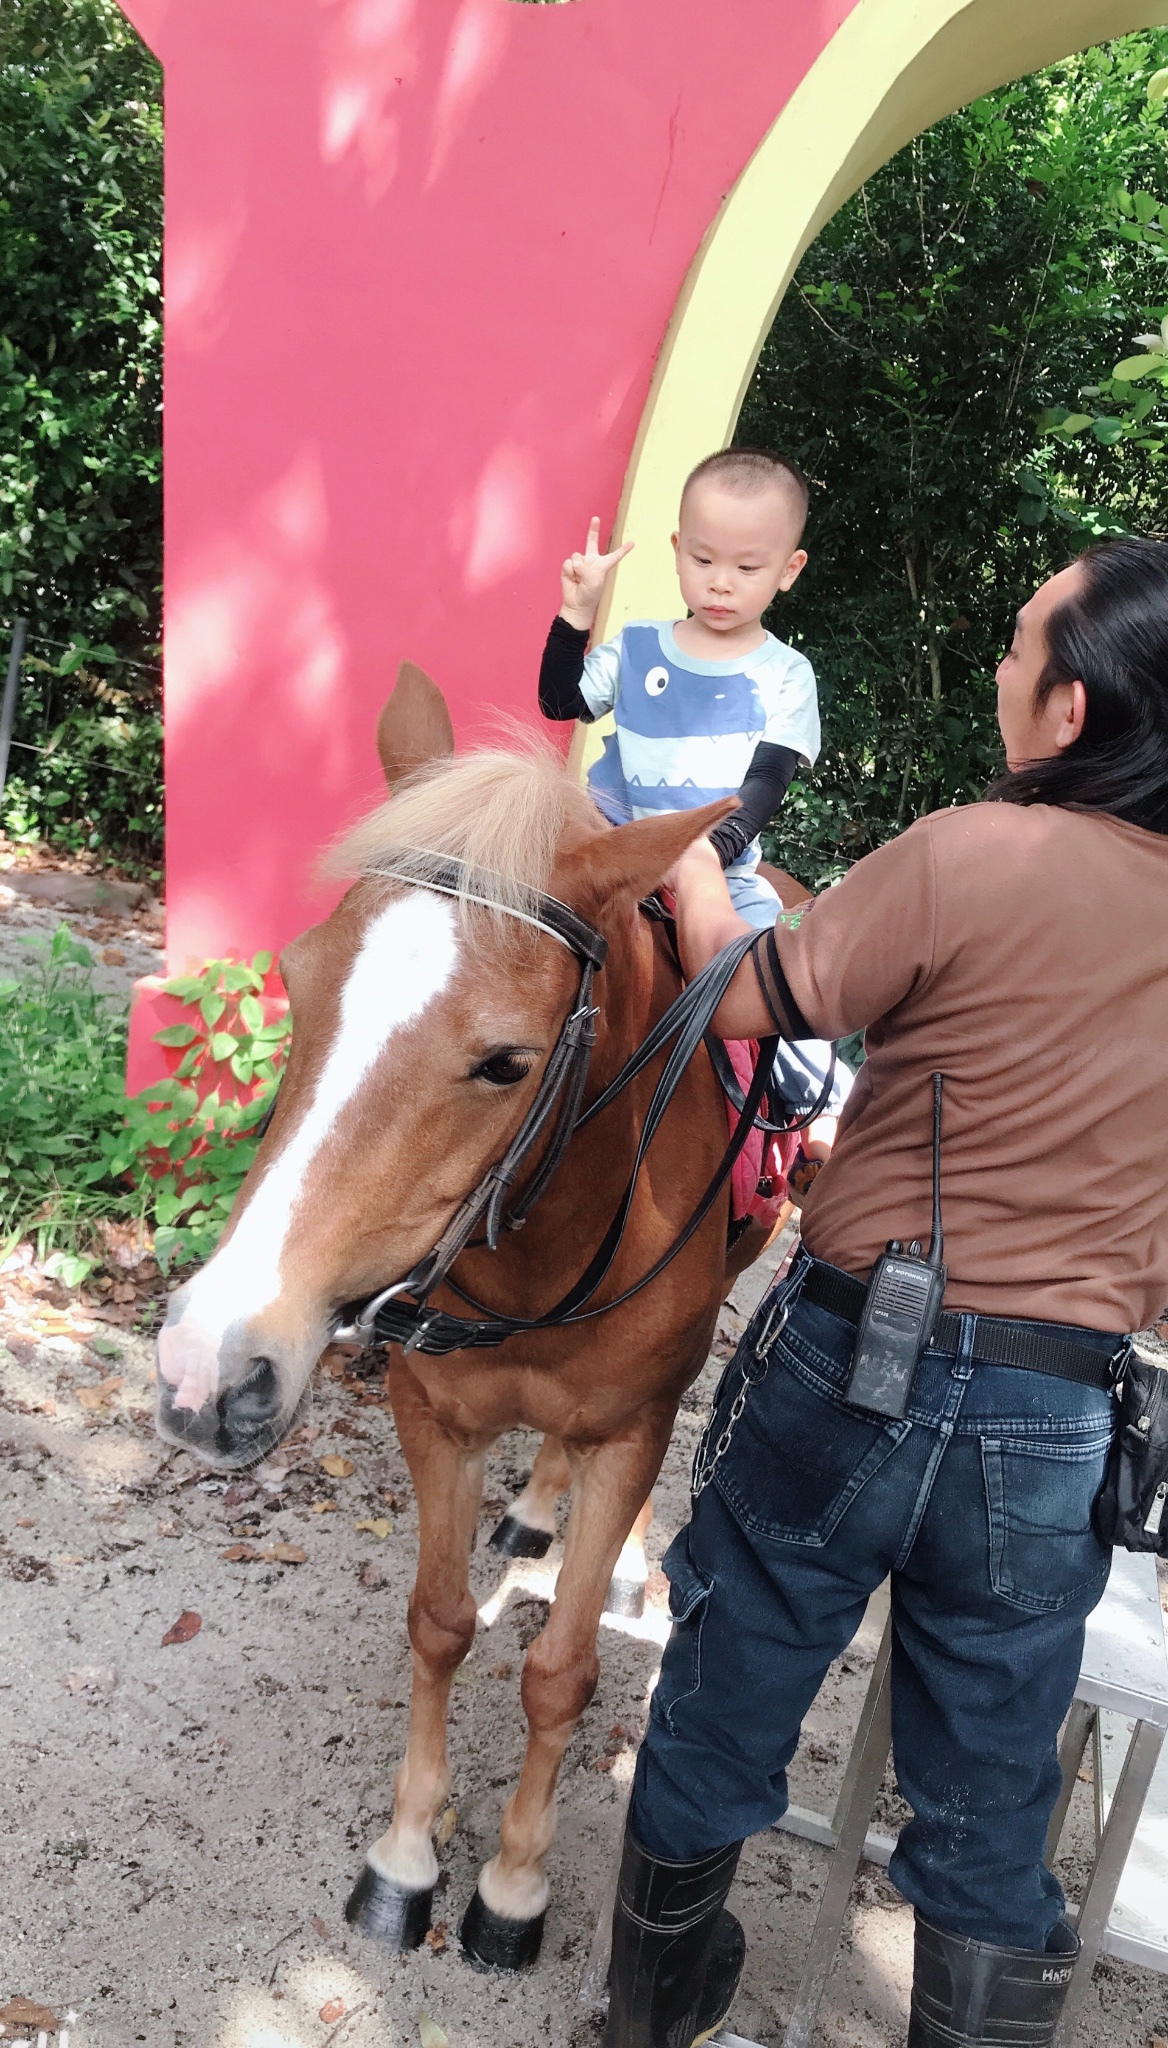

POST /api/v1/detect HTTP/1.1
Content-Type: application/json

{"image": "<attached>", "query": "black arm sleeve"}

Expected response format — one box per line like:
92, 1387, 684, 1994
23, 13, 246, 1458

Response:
707, 740, 801, 869
538, 616, 593, 722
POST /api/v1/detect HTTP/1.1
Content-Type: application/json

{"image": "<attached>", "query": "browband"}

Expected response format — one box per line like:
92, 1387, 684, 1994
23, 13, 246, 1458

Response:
363, 854, 609, 970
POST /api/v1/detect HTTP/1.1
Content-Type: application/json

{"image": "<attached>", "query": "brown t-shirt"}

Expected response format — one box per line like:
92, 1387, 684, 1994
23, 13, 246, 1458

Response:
759, 803, 1168, 1332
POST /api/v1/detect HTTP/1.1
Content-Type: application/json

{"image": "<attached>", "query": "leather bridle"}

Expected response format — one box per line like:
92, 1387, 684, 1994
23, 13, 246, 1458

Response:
314, 853, 796, 1357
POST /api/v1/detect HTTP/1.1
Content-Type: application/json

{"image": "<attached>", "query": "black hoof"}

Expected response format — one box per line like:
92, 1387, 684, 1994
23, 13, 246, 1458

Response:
603, 1574, 646, 1620
488, 1513, 553, 1560
459, 1888, 545, 1971
344, 1863, 434, 1947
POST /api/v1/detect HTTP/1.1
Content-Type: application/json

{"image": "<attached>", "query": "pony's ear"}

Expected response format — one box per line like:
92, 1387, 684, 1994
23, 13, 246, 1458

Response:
376, 661, 455, 788
556, 797, 739, 918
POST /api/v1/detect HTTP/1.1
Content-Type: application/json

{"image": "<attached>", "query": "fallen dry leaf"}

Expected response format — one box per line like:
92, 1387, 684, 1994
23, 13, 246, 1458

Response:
76, 1374, 123, 1412
490, 1662, 512, 1680
263, 1542, 307, 1565
221, 1544, 258, 1563
319, 1997, 345, 2024
418, 2016, 449, 2048
0, 1996, 57, 2032
5, 1554, 56, 1585
311, 1499, 337, 1515
56, 1553, 87, 1566
435, 1805, 457, 1849
101, 946, 126, 965
358, 1560, 386, 1591
157, 1519, 179, 1538
311, 1913, 330, 1939
354, 1517, 392, 1539
319, 1454, 354, 1479
61, 1665, 117, 1695
15, 1516, 35, 1529
424, 1922, 448, 1953
161, 1609, 202, 1646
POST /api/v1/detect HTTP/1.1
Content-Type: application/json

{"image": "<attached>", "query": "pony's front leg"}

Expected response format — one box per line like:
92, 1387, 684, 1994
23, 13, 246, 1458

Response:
460, 1420, 670, 1971
604, 1494, 653, 1619
346, 1386, 485, 1948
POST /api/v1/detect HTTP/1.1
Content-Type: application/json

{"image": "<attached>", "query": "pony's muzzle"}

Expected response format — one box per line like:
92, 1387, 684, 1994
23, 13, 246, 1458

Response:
155, 1313, 305, 1467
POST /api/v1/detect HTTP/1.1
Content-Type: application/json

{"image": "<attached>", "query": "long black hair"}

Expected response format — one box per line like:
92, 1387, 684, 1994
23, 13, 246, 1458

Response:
988, 537, 1168, 833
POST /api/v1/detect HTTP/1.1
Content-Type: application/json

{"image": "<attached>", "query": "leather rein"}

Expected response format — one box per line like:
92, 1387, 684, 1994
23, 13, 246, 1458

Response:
326, 854, 789, 1358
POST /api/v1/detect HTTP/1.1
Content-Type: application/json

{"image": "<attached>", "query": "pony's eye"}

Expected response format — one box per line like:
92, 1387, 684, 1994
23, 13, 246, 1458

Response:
472, 1049, 536, 1087
645, 666, 669, 696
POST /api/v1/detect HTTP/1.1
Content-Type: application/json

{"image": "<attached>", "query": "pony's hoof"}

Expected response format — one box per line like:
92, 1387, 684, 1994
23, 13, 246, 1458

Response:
603, 1573, 646, 1620
488, 1513, 553, 1560
459, 1889, 545, 1971
344, 1864, 433, 1947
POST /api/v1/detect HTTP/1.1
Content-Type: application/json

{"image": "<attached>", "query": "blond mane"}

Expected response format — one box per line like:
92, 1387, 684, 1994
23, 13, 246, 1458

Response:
330, 742, 603, 939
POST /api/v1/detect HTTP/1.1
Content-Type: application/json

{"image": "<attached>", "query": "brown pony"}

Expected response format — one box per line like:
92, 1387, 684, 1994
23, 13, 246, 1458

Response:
154, 667, 769, 1969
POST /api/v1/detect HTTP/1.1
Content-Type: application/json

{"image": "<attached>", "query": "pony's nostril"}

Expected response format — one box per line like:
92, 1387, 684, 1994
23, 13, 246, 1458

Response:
223, 1357, 281, 1429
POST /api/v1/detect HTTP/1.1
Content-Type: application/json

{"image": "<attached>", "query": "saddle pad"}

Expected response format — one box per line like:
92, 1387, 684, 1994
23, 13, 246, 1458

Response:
724, 1038, 799, 1232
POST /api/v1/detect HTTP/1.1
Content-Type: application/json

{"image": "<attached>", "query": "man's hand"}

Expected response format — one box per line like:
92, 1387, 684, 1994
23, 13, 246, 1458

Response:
560, 516, 635, 632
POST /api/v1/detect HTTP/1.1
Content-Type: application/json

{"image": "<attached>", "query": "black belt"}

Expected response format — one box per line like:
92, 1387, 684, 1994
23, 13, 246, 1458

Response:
800, 1259, 1123, 1392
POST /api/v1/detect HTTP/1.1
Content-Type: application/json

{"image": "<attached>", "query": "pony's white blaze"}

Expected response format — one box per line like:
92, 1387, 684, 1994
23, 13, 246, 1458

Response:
159, 891, 459, 1412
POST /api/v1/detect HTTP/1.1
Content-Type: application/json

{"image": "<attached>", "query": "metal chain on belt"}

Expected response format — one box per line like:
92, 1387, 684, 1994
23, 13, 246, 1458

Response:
691, 1293, 790, 1497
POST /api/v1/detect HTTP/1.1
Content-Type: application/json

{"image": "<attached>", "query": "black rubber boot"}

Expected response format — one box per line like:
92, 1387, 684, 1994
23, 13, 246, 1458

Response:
907, 1912, 1080, 2046
601, 1824, 745, 2048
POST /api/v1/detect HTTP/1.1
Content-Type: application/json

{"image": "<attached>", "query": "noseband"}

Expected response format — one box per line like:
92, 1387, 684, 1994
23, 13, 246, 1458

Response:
326, 855, 790, 1356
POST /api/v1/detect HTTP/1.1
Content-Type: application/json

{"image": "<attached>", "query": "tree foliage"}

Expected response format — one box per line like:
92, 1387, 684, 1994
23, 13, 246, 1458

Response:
0, 0, 162, 861
742, 33, 1168, 884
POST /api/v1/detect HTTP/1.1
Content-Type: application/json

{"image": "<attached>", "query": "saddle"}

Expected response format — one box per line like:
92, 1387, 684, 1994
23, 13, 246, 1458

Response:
723, 1038, 800, 1232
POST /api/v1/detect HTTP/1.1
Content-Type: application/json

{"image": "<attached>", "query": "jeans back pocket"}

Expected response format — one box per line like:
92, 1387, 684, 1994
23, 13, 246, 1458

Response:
713, 1318, 909, 1547
981, 1431, 1113, 1614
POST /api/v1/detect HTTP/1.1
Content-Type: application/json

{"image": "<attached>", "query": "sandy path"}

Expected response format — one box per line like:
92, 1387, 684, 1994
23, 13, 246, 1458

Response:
3, 1240, 1168, 2048
0, 880, 162, 1001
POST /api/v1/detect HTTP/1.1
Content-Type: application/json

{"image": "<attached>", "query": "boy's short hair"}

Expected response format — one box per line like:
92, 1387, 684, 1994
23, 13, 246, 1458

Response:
682, 447, 809, 541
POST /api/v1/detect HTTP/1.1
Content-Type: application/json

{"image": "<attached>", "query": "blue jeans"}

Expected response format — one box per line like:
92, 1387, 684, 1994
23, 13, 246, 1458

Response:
630, 1259, 1119, 1948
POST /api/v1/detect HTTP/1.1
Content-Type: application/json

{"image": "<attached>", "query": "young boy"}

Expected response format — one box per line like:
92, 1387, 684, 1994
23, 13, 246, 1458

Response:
537, 447, 819, 929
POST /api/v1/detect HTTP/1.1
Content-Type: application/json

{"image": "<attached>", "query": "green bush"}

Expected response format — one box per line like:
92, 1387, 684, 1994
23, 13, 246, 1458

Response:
0, 923, 137, 1272
110, 956, 292, 1271
0, 931, 290, 1280
744, 32, 1168, 885
0, 0, 163, 863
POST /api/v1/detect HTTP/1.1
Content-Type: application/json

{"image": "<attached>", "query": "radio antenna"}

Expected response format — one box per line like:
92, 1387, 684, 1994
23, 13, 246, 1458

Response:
928, 1071, 944, 1269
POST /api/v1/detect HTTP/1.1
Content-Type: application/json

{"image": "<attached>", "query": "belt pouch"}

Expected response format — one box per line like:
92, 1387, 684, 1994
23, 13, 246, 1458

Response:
1093, 1349, 1168, 1555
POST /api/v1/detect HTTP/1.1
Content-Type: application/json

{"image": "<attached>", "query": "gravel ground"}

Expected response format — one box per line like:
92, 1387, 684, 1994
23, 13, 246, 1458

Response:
0, 885, 162, 999
3, 1240, 1168, 2048
1, 865, 1165, 2048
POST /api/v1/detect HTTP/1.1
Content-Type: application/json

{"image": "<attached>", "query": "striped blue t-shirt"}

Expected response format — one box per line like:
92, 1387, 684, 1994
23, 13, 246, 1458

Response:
580, 621, 820, 864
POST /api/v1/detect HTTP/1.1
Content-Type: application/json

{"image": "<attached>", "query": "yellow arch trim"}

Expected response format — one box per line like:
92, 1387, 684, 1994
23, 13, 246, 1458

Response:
583, 0, 1168, 723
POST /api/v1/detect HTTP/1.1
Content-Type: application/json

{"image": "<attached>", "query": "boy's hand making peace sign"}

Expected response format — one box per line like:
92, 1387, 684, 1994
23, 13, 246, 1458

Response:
559, 516, 635, 633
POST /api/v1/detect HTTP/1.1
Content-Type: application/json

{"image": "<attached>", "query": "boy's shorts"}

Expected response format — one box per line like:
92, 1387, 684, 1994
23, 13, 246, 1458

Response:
724, 862, 781, 931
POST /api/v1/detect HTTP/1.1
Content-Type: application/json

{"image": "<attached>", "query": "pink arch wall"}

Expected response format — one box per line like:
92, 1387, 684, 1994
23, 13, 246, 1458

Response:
120, 0, 857, 1084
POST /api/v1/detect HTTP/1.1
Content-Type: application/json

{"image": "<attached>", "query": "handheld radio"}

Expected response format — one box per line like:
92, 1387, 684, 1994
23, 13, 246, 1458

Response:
844, 1072, 947, 1419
